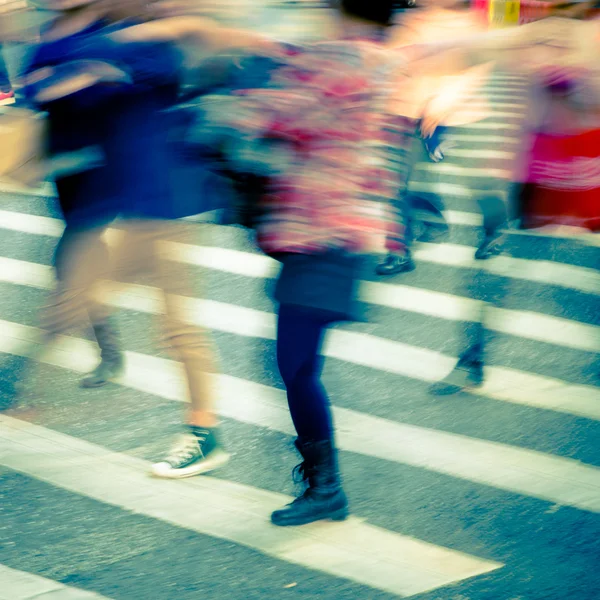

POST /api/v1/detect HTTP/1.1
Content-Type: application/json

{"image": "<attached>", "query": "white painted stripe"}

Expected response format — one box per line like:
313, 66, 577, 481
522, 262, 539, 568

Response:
489, 77, 528, 83
480, 96, 528, 103
415, 163, 514, 179
3, 258, 600, 421
5, 203, 595, 248
1, 209, 598, 296
507, 227, 600, 246
1, 327, 600, 511
0, 565, 111, 600
416, 242, 600, 295
443, 149, 515, 160
3, 254, 599, 355
485, 83, 527, 88
0, 181, 55, 197
445, 210, 599, 245
4, 209, 600, 297
408, 181, 492, 198
425, 207, 599, 247
463, 100, 526, 108
487, 308, 600, 352
460, 122, 522, 131
444, 134, 520, 145
488, 111, 526, 119
444, 209, 483, 226
488, 82, 529, 90
482, 89, 528, 97
487, 75, 526, 80
0, 416, 503, 598
0, 209, 65, 237
484, 91, 528, 97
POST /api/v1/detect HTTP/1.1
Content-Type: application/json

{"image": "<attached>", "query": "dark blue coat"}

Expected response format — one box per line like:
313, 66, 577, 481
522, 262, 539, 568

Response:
25, 20, 220, 227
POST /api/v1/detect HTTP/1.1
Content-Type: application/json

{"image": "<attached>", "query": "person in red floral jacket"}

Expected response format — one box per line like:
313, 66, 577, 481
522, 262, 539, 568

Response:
230, 0, 405, 526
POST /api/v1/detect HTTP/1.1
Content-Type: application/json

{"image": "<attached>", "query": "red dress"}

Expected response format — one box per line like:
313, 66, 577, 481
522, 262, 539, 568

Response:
524, 128, 600, 231
522, 65, 600, 232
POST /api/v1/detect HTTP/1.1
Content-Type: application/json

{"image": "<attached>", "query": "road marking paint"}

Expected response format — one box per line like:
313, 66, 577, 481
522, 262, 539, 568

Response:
0, 181, 55, 197
0, 416, 503, 598
3, 248, 600, 418
444, 209, 483, 225
2, 254, 599, 354
463, 101, 527, 110
414, 164, 513, 179
1, 209, 598, 295
407, 182, 495, 197
444, 134, 520, 145
487, 111, 526, 119
2, 328, 600, 510
442, 149, 515, 160
0, 209, 65, 236
460, 122, 522, 131
0, 565, 111, 600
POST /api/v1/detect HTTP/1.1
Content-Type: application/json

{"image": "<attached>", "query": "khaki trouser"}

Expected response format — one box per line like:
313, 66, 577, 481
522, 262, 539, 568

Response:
42, 219, 216, 423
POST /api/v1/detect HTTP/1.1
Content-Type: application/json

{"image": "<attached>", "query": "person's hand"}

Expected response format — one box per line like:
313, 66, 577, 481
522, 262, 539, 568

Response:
23, 67, 55, 87
26, 61, 131, 103
108, 17, 193, 43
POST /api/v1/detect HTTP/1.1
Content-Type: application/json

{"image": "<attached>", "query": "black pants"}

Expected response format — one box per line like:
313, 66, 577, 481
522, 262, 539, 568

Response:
276, 304, 338, 443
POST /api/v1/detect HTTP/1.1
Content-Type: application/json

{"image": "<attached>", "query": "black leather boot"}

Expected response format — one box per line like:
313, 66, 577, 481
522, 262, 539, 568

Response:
271, 439, 349, 527
80, 320, 125, 388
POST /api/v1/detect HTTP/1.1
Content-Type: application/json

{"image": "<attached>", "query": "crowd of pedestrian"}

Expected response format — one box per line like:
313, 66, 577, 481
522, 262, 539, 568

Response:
0, 0, 598, 527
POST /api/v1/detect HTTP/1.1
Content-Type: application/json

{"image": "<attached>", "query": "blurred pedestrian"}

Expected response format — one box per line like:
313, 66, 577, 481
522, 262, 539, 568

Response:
0, 45, 14, 102
376, 0, 498, 276
517, 1, 600, 233
243, 0, 404, 526
14, 0, 234, 477
430, 5, 600, 395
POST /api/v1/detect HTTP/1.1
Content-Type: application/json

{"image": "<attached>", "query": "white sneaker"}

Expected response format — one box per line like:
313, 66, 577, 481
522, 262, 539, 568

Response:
151, 431, 230, 479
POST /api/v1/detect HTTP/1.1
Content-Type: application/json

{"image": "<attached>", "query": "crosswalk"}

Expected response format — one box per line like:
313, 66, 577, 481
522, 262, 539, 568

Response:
1, 62, 599, 600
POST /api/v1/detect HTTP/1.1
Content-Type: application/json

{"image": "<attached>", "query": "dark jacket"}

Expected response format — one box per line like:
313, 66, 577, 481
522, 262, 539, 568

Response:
25, 20, 201, 227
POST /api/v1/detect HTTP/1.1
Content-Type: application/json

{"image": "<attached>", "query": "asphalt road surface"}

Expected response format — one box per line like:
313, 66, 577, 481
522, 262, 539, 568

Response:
1, 7, 600, 600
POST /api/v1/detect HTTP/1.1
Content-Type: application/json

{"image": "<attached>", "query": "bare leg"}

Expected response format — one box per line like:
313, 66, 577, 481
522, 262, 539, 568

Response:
109, 220, 225, 478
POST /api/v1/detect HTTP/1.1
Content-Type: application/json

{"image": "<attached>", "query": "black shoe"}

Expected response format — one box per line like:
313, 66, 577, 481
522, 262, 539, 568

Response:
80, 321, 125, 388
80, 354, 125, 388
475, 233, 504, 260
429, 361, 484, 396
271, 439, 349, 527
375, 253, 416, 276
